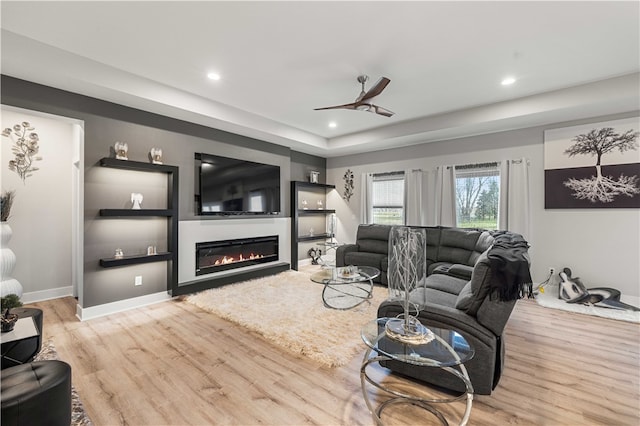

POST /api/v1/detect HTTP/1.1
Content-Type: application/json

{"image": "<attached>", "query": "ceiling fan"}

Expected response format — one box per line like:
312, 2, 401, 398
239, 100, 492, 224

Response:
314, 75, 394, 117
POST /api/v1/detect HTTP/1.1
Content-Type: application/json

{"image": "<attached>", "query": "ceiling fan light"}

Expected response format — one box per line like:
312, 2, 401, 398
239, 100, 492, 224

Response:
356, 104, 371, 111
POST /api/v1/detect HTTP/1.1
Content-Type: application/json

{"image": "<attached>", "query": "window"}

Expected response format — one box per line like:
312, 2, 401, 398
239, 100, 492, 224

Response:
454, 163, 500, 229
371, 172, 405, 225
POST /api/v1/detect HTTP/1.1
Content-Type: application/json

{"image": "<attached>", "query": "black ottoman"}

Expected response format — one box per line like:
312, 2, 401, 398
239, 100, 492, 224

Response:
1, 360, 71, 426
1, 308, 43, 369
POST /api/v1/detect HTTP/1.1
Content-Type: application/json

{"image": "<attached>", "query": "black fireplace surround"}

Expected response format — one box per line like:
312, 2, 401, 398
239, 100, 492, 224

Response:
196, 236, 279, 276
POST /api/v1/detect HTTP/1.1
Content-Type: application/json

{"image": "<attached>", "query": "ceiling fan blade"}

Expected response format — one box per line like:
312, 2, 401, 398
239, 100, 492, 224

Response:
371, 104, 394, 117
313, 102, 358, 111
360, 77, 390, 102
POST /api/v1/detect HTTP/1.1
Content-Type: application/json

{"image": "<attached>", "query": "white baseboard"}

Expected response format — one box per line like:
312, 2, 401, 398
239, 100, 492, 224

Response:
76, 291, 173, 321
21, 286, 73, 304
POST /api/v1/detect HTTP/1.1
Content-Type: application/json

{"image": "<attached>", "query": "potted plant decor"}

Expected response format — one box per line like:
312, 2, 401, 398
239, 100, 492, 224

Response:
1, 294, 23, 332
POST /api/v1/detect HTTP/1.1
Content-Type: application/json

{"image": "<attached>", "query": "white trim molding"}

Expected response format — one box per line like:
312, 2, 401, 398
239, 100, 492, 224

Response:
76, 291, 172, 321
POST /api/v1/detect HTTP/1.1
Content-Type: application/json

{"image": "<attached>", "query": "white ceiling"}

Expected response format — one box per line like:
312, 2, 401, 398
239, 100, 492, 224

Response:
1, 1, 639, 157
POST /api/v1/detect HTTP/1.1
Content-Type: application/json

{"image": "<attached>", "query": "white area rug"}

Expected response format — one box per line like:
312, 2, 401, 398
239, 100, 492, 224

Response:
536, 286, 640, 323
184, 270, 388, 367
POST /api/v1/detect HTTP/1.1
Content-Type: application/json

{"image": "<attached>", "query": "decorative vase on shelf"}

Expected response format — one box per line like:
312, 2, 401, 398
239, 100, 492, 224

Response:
0, 222, 23, 298
385, 226, 431, 344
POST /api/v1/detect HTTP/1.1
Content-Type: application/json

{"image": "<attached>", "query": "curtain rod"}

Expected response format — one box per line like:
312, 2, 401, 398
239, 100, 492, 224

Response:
455, 161, 499, 170
372, 171, 404, 177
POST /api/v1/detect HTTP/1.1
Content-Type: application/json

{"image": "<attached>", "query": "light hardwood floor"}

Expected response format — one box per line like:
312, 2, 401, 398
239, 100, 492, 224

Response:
31, 286, 639, 425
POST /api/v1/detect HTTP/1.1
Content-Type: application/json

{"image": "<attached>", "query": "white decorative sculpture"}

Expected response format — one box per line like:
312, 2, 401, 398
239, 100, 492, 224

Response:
115, 141, 128, 160
131, 193, 143, 209
386, 226, 431, 343
150, 147, 163, 164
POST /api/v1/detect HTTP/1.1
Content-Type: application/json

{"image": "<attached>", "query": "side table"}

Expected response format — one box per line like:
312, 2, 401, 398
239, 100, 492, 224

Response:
360, 317, 475, 425
1, 308, 43, 369
1, 317, 40, 368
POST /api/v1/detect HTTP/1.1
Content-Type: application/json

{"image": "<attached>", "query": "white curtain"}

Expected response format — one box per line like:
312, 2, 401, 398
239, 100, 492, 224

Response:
499, 158, 531, 238
404, 169, 427, 225
425, 166, 456, 226
360, 172, 373, 224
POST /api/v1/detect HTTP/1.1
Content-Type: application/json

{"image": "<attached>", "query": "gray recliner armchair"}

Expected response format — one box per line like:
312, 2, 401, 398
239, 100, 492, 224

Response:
377, 231, 532, 395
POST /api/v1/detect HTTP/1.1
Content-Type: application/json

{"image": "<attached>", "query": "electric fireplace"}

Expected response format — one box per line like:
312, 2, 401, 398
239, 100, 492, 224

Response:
196, 236, 279, 276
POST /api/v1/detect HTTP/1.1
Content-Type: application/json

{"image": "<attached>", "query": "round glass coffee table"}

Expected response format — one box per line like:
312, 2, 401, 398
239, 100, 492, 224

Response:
360, 317, 475, 425
309, 266, 380, 310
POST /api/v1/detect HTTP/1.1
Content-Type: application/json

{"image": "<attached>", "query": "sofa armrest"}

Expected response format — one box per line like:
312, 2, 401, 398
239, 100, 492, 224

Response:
378, 299, 496, 346
432, 264, 474, 281
335, 244, 358, 267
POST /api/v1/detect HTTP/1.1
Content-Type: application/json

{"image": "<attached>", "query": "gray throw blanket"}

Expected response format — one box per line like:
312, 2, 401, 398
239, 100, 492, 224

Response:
487, 231, 533, 300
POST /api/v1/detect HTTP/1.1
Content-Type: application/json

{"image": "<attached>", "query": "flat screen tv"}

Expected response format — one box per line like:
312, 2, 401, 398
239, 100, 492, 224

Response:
196, 152, 281, 215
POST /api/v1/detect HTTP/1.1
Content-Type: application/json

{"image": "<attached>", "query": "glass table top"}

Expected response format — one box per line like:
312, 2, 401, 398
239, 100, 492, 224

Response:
310, 266, 380, 285
361, 317, 474, 367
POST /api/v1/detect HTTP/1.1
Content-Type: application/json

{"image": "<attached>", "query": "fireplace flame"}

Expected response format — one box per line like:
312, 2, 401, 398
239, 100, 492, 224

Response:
213, 253, 264, 265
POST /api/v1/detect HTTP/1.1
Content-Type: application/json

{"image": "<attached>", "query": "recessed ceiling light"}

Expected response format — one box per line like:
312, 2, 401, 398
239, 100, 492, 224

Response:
328, 121, 337, 128
501, 76, 516, 86
207, 72, 221, 81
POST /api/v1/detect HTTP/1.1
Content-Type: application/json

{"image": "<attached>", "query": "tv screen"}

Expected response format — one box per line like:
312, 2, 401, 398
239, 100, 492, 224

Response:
196, 153, 281, 215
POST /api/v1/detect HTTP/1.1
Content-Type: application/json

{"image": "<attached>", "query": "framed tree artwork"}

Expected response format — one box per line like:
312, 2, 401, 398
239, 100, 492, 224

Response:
544, 117, 640, 209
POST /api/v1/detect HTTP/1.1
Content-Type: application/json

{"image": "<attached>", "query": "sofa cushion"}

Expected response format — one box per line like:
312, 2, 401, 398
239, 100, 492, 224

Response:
424, 273, 468, 296
425, 227, 443, 261
343, 251, 386, 269
469, 231, 494, 265
455, 249, 492, 316
356, 224, 391, 241
437, 229, 482, 264
455, 281, 475, 312
354, 224, 391, 254
409, 287, 458, 309
358, 239, 388, 255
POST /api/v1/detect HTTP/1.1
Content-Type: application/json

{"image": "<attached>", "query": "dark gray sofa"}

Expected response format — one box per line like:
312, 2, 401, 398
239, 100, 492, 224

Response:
337, 224, 531, 395
336, 224, 494, 285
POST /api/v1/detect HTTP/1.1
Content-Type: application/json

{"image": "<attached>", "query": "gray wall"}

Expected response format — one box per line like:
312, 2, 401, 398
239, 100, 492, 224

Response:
0, 107, 74, 297
1, 76, 325, 308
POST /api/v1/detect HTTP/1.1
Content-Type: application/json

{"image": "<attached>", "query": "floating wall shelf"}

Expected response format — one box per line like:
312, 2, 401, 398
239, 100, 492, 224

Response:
99, 209, 173, 217
98, 157, 179, 295
99, 252, 173, 268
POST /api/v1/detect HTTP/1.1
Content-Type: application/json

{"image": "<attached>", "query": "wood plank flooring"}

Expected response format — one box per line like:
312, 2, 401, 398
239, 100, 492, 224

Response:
30, 286, 639, 425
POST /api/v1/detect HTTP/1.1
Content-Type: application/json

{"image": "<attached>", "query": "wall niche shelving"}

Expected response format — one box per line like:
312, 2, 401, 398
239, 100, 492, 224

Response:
98, 157, 179, 293
291, 181, 336, 270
